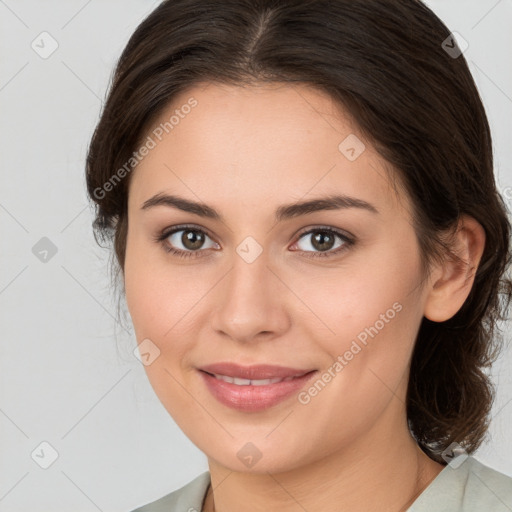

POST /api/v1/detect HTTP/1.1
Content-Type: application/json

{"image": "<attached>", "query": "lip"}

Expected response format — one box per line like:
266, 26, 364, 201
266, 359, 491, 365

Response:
198, 363, 318, 412
199, 362, 314, 380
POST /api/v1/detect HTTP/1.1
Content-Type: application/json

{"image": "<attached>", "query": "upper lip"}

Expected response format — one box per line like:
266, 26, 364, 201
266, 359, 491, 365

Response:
198, 363, 316, 380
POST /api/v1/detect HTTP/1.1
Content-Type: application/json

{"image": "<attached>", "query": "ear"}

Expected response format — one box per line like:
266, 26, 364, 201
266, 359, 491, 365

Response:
424, 215, 486, 322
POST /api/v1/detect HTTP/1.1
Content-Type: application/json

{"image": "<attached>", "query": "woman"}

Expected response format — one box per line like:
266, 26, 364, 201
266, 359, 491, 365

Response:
86, 0, 512, 510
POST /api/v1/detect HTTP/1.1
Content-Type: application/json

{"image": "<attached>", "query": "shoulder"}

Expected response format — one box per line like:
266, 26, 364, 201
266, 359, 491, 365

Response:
463, 457, 512, 509
128, 471, 211, 512
409, 455, 512, 511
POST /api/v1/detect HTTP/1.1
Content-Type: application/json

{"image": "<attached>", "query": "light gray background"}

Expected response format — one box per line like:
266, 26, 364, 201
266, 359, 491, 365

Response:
1, 1, 511, 511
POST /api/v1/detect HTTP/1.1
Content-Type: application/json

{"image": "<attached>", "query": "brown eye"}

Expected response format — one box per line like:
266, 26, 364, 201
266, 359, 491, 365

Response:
157, 225, 220, 258
292, 227, 354, 258
310, 231, 336, 251
180, 229, 206, 250
165, 228, 218, 252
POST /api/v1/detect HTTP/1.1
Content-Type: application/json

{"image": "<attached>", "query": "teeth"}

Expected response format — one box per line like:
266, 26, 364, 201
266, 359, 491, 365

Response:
212, 374, 296, 386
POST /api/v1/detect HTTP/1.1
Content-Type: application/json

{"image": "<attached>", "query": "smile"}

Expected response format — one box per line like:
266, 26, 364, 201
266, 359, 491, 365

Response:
198, 366, 318, 412
207, 372, 299, 386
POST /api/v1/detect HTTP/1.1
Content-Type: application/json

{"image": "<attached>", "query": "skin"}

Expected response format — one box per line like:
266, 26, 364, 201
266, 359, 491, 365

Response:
123, 82, 486, 512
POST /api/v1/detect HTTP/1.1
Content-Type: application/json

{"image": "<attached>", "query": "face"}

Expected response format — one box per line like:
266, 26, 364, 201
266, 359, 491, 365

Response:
124, 81, 431, 473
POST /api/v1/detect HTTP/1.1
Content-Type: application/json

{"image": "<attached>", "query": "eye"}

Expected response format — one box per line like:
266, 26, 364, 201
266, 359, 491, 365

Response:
155, 225, 219, 259
155, 224, 355, 260
290, 226, 354, 258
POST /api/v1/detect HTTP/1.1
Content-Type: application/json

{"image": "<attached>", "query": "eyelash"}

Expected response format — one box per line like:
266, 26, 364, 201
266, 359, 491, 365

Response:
154, 224, 355, 260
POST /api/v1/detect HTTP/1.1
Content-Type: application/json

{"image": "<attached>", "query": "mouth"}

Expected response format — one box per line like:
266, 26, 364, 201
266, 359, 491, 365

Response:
202, 372, 303, 386
198, 362, 315, 380
197, 363, 318, 412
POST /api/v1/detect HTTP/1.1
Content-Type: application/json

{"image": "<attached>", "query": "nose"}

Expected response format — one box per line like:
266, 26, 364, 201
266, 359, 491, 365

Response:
209, 247, 291, 344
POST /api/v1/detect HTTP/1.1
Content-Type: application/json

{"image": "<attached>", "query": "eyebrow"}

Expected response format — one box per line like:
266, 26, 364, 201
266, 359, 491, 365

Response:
141, 192, 379, 221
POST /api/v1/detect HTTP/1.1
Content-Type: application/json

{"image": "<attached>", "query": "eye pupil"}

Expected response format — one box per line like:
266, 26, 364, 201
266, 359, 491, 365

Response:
312, 231, 335, 251
182, 230, 204, 250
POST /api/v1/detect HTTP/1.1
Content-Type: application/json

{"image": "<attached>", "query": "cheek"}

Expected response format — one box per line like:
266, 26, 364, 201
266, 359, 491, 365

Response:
123, 240, 200, 416
124, 229, 198, 338
288, 238, 422, 350
123, 233, 216, 388
290, 237, 424, 407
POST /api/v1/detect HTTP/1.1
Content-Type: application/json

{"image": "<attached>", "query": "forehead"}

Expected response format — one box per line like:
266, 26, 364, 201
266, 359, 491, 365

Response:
129, 81, 408, 220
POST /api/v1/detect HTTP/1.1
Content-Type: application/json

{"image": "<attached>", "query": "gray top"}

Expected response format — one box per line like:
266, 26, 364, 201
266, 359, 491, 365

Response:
129, 455, 512, 511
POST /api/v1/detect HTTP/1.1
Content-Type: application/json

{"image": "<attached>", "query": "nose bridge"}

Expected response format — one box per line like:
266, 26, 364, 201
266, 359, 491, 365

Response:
231, 242, 272, 296
210, 241, 289, 341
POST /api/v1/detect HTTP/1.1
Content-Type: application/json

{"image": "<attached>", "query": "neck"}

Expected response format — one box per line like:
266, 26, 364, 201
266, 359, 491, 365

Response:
202, 406, 444, 512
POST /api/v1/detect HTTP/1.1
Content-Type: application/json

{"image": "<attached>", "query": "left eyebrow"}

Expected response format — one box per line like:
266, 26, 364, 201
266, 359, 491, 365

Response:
140, 192, 379, 222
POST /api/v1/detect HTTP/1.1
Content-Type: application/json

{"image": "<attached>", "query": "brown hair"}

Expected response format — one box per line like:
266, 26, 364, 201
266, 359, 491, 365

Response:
85, 0, 512, 464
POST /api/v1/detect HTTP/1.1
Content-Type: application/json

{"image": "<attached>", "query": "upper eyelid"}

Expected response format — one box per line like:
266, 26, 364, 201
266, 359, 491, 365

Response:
162, 224, 217, 242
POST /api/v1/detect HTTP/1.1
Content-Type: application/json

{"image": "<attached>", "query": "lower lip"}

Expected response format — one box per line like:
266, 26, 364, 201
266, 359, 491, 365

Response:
198, 370, 317, 412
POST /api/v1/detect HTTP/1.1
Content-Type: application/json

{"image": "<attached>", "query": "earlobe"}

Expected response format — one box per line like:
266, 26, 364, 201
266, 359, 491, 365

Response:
423, 215, 486, 323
